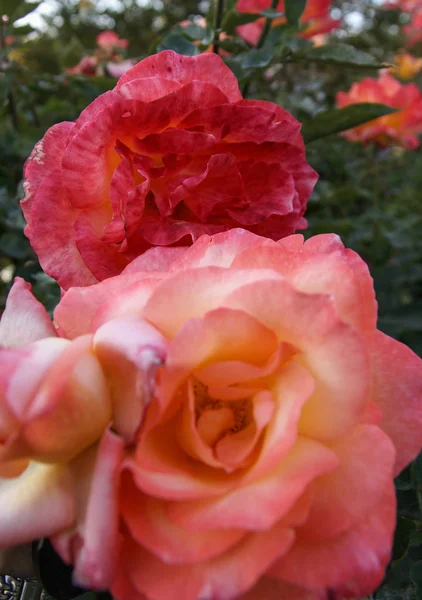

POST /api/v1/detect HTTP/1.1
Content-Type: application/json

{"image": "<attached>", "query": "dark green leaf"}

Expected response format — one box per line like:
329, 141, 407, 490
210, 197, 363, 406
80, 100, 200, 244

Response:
284, 0, 307, 25
302, 104, 397, 143
411, 561, 422, 600
300, 44, 387, 69
241, 48, 272, 68
157, 33, 199, 56
179, 22, 207, 41
411, 452, 422, 485
221, 11, 259, 34
393, 518, 417, 561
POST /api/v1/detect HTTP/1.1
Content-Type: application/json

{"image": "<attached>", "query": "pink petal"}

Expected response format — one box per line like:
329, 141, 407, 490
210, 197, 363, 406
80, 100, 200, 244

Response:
370, 330, 422, 475
167, 438, 338, 532
22, 121, 74, 213
270, 482, 396, 598
23, 171, 98, 289
116, 50, 242, 103
0, 278, 56, 348
93, 316, 168, 442
121, 474, 245, 565
71, 430, 125, 590
299, 424, 395, 541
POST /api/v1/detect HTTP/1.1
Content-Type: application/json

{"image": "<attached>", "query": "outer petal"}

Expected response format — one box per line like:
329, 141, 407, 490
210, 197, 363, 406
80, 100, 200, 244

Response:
370, 330, 422, 475
22, 121, 73, 212
70, 430, 125, 590
240, 578, 324, 600
299, 424, 396, 541
121, 474, 245, 565
270, 483, 396, 598
23, 171, 98, 289
0, 462, 74, 548
117, 523, 295, 600
116, 50, 242, 103
0, 278, 56, 348
232, 233, 377, 335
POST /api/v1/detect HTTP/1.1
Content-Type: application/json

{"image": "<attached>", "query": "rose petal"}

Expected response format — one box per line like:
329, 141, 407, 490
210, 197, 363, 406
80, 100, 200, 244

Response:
0, 278, 56, 349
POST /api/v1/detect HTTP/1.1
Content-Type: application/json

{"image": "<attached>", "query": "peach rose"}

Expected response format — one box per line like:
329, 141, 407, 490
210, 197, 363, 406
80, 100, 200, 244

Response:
336, 73, 422, 149
236, 0, 340, 47
1, 229, 414, 598
22, 50, 317, 290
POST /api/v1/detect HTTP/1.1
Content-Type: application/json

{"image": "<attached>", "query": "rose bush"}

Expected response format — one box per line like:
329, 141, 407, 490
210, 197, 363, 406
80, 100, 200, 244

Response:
337, 73, 422, 149
236, 0, 340, 47
22, 50, 317, 290
1, 229, 421, 599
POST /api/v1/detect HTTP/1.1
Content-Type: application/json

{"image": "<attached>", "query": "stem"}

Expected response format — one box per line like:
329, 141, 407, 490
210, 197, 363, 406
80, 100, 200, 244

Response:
0, 15, 19, 131
256, 0, 278, 49
242, 0, 278, 97
213, 0, 225, 54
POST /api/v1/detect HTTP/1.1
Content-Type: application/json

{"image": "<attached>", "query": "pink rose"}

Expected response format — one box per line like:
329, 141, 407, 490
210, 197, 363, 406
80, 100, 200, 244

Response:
2, 229, 419, 598
236, 0, 340, 47
22, 50, 317, 290
96, 31, 129, 50
337, 73, 422, 149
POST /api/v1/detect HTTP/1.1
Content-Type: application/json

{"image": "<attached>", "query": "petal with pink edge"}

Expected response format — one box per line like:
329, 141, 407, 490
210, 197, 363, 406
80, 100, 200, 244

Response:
167, 437, 338, 532
121, 474, 245, 565
299, 424, 395, 541
370, 330, 422, 475
270, 482, 396, 598
116, 50, 242, 103
0, 278, 56, 348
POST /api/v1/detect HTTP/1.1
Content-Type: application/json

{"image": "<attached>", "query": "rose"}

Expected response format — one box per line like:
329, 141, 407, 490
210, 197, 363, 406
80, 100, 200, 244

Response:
236, 0, 340, 47
96, 31, 129, 50
22, 50, 317, 290
404, 8, 422, 47
2, 231, 421, 598
390, 52, 422, 80
336, 73, 422, 149
44, 229, 422, 598
0, 277, 167, 589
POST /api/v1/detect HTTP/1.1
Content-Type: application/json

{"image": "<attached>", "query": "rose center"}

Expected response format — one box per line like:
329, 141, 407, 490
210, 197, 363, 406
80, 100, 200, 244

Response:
193, 379, 253, 448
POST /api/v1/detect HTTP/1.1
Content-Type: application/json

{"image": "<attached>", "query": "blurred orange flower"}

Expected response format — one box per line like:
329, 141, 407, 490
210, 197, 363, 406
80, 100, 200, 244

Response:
390, 52, 422, 79
336, 73, 422, 149
236, 0, 340, 46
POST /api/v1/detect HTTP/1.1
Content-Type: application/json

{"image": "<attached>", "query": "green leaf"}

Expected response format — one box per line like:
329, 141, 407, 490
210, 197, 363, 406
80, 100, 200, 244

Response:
411, 452, 422, 484
302, 104, 397, 144
221, 11, 259, 34
300, 44, 387, 69
411, 561, 422, 600
178, 22, 207, 41
157, 33, 199, 56
284, 0, 307, 25
241, 48, 272, 68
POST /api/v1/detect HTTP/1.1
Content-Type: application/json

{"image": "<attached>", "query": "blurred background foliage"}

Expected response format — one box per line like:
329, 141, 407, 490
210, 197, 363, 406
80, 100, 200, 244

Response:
0, 1, 421, 599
